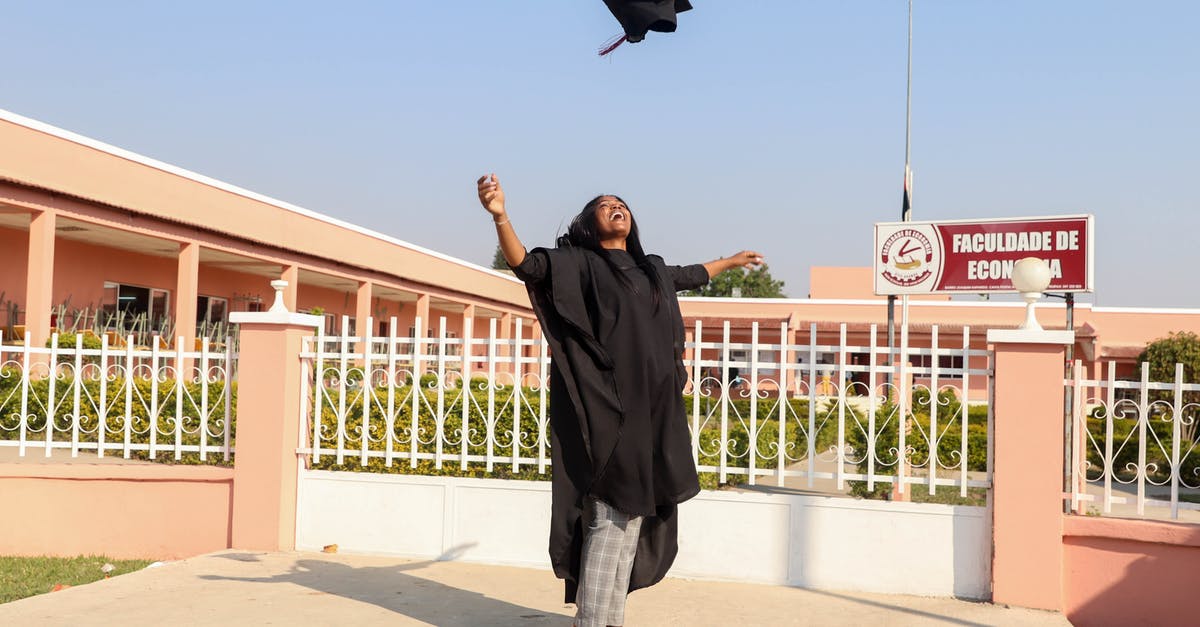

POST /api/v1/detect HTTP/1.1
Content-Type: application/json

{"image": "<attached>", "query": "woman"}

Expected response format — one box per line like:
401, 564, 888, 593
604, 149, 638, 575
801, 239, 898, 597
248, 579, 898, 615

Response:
477, 174, 763, 627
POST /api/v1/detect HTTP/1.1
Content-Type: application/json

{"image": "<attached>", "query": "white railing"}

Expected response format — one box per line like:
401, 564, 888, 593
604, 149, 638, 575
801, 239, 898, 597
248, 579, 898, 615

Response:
0, 332, 235, 462
300, 316, 992, 500
689, 321, 991, 497
1068, 360, 1200, 522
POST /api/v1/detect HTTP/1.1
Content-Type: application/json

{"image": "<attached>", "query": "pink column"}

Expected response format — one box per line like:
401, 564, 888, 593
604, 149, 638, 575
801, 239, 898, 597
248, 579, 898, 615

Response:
24, 210, 56, 347
499, 312, 514, 377
988, 328, 1074, 611
461, 304, 476, 335
229, 303, 322, 551
355, 280, 373, 342
527, 318, 542, 382
281, 265, 299, 312
786, 325, 799, 395
174, 242, 199, 351
461, 303, 476, 364
683, 328, 695, 369
415, 293, 430, 330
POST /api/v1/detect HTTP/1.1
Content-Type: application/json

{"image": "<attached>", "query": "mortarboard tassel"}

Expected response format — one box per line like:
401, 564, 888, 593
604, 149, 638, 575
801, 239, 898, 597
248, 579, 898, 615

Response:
598, 34, 627, 56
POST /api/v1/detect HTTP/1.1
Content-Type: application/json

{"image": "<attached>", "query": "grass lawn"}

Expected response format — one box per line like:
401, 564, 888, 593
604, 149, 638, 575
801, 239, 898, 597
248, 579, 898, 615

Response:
849, 481, 989, 506
0, 556, 153, 604
908, 483, 989, 507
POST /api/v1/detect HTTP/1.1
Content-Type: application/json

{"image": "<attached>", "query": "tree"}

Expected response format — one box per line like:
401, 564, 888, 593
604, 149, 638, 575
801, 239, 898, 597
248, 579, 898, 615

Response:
1139, 331, 1200, 384
1138, 331, 1200, 442
683, 264, 785, 298
491, 245, 510, 271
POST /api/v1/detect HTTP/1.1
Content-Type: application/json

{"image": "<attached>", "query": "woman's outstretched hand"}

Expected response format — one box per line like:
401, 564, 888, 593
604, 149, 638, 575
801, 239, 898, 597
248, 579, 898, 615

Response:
703, 250, 766, 279
477, 173, 506, 219
728, 250, 765, 269
477, 173, 527, 267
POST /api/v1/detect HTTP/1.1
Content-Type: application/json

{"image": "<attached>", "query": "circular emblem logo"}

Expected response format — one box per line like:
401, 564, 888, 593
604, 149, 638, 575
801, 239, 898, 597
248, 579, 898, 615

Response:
880, 229, 934, 287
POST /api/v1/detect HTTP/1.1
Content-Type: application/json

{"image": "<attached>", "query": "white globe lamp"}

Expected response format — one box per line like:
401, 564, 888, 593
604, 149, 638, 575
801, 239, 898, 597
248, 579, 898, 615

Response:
1011, 257, 1052, 331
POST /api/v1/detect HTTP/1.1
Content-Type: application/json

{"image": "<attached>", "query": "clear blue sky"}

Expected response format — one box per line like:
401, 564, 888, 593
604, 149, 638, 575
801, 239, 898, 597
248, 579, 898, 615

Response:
3, 1, 1197, 306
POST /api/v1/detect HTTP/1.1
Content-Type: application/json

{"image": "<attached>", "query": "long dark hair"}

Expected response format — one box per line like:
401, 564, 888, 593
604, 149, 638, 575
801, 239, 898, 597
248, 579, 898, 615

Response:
557, 195, 664, 309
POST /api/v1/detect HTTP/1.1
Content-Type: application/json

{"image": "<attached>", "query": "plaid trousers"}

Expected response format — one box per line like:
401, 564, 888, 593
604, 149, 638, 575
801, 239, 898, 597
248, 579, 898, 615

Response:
575, 498, 644, 627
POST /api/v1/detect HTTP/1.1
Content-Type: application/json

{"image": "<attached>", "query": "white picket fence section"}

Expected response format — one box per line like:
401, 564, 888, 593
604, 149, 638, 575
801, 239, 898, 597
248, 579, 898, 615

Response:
1068, 360, 1200, 521
299, 315, 993, 497
0, 332, 235, 461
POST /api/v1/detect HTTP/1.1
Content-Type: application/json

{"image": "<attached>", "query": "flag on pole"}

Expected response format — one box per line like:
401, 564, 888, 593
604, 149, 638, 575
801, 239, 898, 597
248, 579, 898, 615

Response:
901, 165, 912, 222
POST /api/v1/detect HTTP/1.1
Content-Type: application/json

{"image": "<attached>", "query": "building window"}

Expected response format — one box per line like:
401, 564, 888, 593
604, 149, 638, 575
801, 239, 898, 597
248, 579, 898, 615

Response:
406, 326, 459, 355
196, 296, 228, 325
101, 281, 170, 332
909, 354, 966, 379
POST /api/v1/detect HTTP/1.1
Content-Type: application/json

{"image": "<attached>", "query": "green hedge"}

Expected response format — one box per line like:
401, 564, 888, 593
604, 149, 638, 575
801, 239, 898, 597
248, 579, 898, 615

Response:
846, 388, 989, 501
310, 376, 548, 480
310, 378, 826, 490
309, 380, 995, 496
1082, 404, 1200, 484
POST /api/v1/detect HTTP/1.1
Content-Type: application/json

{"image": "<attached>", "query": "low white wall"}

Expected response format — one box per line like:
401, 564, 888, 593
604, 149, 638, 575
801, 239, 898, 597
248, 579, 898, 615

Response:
297, 470, 991, 599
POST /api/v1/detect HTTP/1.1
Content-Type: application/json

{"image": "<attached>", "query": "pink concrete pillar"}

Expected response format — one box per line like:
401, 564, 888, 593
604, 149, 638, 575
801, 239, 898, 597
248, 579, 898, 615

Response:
281, 265, 299, 312
411, 294, 431, 383
355, 280, 373, 341
229, 303, 322, 551
24, 210, 56, 347
527, 318, 543, 382
415, 293, 430, 328
786, 326, 799, 395
684, 328, 696, 386
988, 328, 1074, 611
461, 303, 476, 363
499, 312, 514, 376
174, 242, 200, 351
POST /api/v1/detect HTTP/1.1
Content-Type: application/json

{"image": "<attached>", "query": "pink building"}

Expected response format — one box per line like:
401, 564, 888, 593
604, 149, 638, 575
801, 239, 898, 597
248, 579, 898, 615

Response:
4, 110, 1200, 625
0, 110, 537, 356
4, 109, 1198, 382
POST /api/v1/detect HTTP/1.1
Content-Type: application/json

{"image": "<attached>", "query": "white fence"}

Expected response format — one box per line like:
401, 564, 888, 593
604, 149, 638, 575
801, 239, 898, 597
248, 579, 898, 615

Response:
299, 316, 993, 499
1068, 360, 1200, 521
0, 332, 235, 461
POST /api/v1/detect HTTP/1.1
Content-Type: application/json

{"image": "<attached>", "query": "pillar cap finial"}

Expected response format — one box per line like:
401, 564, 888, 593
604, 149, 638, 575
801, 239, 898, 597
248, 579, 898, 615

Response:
269, 280, 289, 313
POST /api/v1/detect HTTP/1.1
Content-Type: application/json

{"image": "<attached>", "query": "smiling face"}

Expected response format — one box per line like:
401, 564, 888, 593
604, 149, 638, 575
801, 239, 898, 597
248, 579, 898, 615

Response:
593, 195, 632, 243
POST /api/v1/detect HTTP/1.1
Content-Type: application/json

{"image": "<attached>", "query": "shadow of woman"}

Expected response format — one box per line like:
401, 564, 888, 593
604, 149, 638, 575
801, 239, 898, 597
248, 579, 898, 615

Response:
200, 549, 569, 626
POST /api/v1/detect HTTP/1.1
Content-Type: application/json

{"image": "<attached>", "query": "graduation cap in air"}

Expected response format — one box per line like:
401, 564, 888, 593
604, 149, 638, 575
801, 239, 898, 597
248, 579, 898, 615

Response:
599, 0, 693, 55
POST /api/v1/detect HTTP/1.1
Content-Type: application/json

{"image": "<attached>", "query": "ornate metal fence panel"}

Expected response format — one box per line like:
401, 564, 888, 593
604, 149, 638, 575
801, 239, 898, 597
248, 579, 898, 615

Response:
1068, 360, 1200, 521
300, 316, 993, 499
0, 332, 235, 462
686, 321, 992, 497
300, 316, 549, 477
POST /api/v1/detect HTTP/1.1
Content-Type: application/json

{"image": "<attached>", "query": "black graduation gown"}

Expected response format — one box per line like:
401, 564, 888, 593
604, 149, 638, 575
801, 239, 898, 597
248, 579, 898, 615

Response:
513, 246, 708, 603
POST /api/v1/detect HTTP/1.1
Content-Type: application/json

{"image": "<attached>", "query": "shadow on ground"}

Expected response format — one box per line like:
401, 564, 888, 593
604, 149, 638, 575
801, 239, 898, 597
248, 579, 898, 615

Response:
801, 588, 990, 627
201, 547, 569, 626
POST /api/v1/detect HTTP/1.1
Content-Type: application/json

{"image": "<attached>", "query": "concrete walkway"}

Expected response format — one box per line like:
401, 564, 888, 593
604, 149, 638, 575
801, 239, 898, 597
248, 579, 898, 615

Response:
0, 551, 1069, 626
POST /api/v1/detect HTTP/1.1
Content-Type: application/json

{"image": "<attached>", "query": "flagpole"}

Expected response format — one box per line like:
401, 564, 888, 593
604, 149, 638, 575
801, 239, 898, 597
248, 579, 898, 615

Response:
904, 0, 913, 218
895, 0, 914, 497
901, 0, 913, 340
888, 0, 913, 388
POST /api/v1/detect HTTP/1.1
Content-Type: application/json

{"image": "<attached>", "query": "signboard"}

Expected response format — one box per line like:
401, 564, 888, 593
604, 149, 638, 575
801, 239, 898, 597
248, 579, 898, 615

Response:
874, 215, 1094, 295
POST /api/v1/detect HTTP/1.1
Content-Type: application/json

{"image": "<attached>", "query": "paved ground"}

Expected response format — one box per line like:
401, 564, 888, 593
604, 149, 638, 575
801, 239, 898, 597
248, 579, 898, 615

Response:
0, 551, 1070, 626
0, 446, 158, 465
